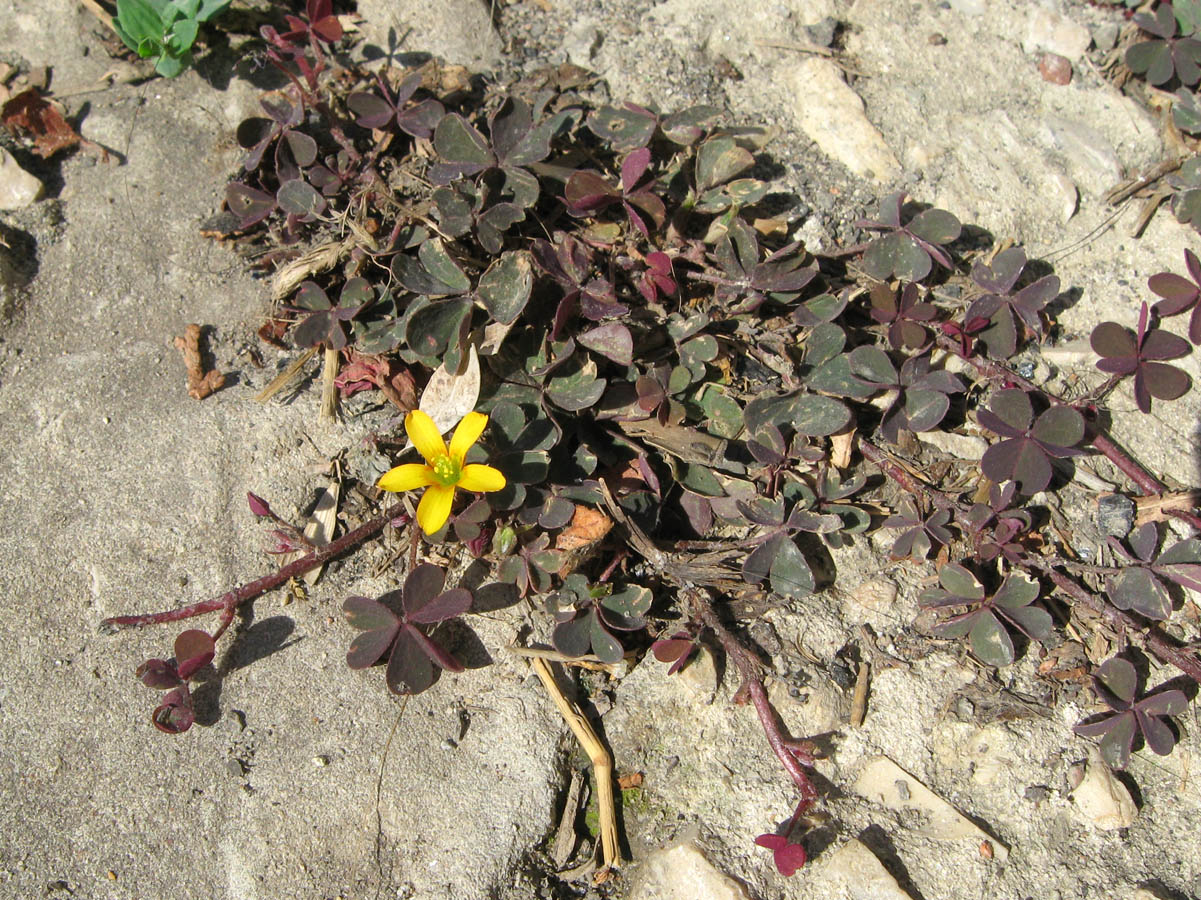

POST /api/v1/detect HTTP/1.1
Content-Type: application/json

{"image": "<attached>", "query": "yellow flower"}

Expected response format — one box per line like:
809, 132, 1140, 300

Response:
377, 409, 507, 535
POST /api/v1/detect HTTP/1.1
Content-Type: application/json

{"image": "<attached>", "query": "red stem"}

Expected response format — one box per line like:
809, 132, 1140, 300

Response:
935, 333, 1201, 531
100, 502, 406, 633
688, 587, 818, 807
860, 438, 1201, 683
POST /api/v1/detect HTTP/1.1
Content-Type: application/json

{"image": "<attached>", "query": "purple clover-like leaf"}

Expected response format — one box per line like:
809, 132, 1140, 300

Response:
754, 833, 807, 877
857, 193, 961, 282
978, 389, 1084, 494
922, 567, 1047, 667
1091, 302, 1192, 413
869, 282, 938, 350
1074, 656, 1188, 768
883, 497, 952, 559
966, 248, 1058, 359
1149, 248, 1201, 344
1127, 3, 1201, 87
344, 566, 474, 695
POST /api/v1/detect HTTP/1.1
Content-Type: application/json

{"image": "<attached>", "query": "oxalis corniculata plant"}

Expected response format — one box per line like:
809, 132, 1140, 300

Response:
101, 0, 1201, 880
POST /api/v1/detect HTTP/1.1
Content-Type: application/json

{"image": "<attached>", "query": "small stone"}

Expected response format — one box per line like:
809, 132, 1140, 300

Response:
854, 755, 1010, 862
628, 840, 751, 900
563, 18, 602, 66
819, 839, 915, 899
928, 32, 947, 45
1093, 23, 1120, 53
1096, 493, 1136, 538
803, 16, 837, 48
916, 429, 989, 461
1023, 9, 1091, 61
1070, 752, 1137, 830
1024, 785, 1051, 805
312, 755, 329, 767
948, 0, 986, 14
785, 58, 902, 184
851, 578, 898, 613
677, 645, 719, 700
0, 148, 43, 210
1038, 53, 1072, 85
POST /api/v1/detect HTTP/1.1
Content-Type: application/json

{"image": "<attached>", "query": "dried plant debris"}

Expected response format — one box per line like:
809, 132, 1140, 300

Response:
173, 323, 225, 400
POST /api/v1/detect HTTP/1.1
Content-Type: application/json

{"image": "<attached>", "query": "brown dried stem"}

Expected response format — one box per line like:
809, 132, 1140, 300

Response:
173, 323, 226, 400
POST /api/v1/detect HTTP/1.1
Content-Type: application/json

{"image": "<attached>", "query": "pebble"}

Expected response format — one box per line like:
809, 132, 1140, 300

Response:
628, 841, 750, 900
1023, 9, 1091, 61
785, 58, 902, 184
854, 755, 1010, 862
850, 578, 898, 613
677, 644, 719, 700
563, 18, 602, 66
1093, 23, 1120, 53
1039, 53, 1072, 86
947, 0, 986, 15
1096, 493, 1135, 537
803, 16, 837, 48
1040, 116, 1121, 196
818, 839, 915, 899
916, 429, 989, 461
0, 148, 43, 210
768, 673, 848, 734
1070, 752, 1137, 830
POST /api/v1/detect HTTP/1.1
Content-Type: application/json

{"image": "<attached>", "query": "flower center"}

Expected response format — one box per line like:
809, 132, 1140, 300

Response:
430, 454, 460, 487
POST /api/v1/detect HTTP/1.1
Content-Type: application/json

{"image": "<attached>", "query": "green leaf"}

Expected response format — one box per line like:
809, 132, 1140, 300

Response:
862, 232, 932, 282
546, 358, 606, 411
589, 615, 625, 664
197, 0, 231, 21
769, 537, 814, 598
907, 208, 961, 244
578, 323, 634, 366
938, 563, 985, 600
805, 322, 846, 367
433, 114, 491, 166
699, 386, 743, 438
695, 136, 754, 193
167, 16, 198, 53
743, 391, 850, 436
420, 239, 471, 294
117, 0, 165, 44
587, 105, 657, 149
993, 572, 1039, 609
848, 345, 897, 386
477, 251, 533, 325
405, 298, 472, 361
806, 355, 877, 400
276, 179, 325, 216
680, 463, 724, 497
969, 612, 1015, 667
1108, 567, 1172, 621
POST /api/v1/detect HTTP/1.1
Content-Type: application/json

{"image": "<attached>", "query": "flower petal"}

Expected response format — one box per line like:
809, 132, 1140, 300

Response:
448, 411, 489, 463
378, 463, 435, 493
416, 484, 455, 535
458, 464, 506, 492
406, 409, 447, 463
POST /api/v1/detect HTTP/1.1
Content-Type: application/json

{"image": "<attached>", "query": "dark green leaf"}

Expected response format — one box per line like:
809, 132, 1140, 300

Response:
477, 251, 533, 324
